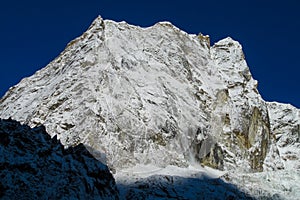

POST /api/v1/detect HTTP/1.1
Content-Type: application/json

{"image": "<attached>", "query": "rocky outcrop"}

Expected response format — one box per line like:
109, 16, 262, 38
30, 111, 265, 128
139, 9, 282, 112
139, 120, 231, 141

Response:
0, 118, 118, 199
195, 39, 271, 172
265, 102, 300, 170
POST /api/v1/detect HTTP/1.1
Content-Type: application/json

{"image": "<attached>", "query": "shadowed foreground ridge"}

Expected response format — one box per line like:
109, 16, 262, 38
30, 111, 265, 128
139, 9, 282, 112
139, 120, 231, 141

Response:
0, 118, 119, 200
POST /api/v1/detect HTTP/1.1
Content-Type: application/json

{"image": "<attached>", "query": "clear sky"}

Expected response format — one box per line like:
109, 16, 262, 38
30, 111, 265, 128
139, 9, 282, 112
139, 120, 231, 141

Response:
0, 0, 299, 108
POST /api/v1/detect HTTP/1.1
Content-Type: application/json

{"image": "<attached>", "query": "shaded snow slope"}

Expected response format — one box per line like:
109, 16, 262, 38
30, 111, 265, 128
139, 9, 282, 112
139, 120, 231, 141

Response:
0, 118, 118, 199
115, 163, 300, 199
115, 164, 255, 200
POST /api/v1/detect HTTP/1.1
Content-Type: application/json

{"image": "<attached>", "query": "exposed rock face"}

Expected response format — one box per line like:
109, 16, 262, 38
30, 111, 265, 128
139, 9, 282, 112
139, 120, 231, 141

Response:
0, 16, 272, 172
0, 118, 118, 199
266, 102, 300, 170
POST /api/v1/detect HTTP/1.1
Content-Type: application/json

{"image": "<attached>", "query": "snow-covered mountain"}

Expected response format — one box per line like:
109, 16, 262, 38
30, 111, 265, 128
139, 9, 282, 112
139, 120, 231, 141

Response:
0, 16, 299, 199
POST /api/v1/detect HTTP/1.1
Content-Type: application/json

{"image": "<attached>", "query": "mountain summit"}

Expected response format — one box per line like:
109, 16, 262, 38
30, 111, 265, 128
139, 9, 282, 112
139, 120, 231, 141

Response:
1, 16, 299, 199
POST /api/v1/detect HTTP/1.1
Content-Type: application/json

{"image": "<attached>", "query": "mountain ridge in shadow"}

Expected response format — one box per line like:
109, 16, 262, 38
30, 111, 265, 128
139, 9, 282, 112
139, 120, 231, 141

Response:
0, 118, 119, 199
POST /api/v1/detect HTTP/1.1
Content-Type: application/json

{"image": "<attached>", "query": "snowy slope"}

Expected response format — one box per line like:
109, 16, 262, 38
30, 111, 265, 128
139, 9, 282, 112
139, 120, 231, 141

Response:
0, 16, 299, 199
116, 165, 253, 200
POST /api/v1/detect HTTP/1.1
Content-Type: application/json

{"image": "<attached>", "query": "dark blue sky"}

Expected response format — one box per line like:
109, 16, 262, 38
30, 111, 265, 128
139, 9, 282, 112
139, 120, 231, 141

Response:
0, 0, 299, 108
